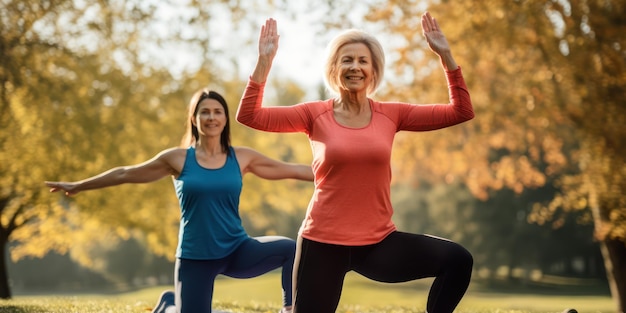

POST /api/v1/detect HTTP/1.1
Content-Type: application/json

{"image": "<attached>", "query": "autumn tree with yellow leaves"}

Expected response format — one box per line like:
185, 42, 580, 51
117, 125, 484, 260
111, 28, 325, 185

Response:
0, 0, 316, 299
0, 0, 185, 298
2, 1, 624, 311
343, 0, 625, 311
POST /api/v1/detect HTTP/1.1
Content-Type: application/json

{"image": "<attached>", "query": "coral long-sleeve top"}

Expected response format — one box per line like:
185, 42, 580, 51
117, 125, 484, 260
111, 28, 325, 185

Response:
237, 68, 474, 245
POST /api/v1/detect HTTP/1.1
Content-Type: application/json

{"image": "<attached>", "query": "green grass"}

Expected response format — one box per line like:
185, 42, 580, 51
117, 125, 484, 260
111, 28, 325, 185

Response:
0, 272, 615, 313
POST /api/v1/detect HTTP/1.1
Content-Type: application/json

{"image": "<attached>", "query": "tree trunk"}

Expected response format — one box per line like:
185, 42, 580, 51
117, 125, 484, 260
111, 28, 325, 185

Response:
600, 238, 626, 313
0, 235, 11, 299
587, 172, 623, 313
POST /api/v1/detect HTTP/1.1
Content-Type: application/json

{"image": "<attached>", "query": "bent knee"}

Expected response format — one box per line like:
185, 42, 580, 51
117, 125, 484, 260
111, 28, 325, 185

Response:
451, 244, 473, 271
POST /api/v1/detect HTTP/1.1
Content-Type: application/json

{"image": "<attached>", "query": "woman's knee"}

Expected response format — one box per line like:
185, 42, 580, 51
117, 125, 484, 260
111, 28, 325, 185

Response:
449, 243, 473, 272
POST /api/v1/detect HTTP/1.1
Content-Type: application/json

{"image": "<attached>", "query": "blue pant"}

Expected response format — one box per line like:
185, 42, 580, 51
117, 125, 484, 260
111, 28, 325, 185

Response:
175, 236, 295, 313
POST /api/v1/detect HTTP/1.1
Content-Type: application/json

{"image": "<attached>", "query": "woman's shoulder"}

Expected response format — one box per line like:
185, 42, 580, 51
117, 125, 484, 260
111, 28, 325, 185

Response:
232, 146, 276, 164
156, 147, 189, 162
370, 99, 416, 124
150, 147, 189, 176
300, 99, 333, 112
160, 146, 189, 155
371, 99, 412, 111
295, 99, 335, 122
232, 146, 259, 157
231, 146, 266, 172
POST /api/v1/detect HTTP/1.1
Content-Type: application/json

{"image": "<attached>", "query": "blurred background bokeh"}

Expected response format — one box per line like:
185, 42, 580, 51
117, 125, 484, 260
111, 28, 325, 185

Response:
1, 0, 624, 311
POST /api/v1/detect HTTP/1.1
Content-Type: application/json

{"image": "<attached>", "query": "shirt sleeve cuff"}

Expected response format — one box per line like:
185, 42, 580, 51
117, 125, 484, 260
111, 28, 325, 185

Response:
248, 76, 266, 87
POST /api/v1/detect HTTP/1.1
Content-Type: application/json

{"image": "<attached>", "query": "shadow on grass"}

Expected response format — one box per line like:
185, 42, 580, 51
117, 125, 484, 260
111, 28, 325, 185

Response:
347, 273, 611, 297
469, 277, 611, 296
0, 305, 45, 313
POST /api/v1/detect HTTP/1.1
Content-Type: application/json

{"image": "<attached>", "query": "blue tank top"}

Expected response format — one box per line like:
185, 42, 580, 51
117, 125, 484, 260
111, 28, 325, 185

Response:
173, 146, 248, 259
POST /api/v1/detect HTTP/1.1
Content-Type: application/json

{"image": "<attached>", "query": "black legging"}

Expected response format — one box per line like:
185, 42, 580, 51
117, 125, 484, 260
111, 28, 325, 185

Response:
294, 231, 473, 313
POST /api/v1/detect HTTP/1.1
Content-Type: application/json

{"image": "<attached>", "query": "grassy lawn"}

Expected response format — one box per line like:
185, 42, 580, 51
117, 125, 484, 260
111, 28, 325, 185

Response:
0, 272, 615, 313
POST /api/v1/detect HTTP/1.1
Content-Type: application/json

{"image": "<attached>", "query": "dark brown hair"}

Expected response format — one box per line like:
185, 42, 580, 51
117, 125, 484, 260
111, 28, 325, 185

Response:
180, 89, 231, 154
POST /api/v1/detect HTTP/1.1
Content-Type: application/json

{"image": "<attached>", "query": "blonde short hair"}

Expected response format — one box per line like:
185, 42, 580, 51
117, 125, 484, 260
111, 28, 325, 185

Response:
324, 29, 385, 96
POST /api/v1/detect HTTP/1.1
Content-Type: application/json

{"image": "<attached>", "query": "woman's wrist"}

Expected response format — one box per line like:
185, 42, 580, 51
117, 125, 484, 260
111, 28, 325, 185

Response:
439, 51, 457, 71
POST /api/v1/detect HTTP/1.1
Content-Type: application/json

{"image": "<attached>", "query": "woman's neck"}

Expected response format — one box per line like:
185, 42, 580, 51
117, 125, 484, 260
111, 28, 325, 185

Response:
335, 92, 369, 113
195, 137, 224, 156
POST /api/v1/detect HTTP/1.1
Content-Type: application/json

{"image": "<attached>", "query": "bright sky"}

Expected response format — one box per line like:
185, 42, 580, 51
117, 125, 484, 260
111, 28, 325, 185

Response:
60, 1, 435, 98
196, 3, 425, 98
219, 10, 329, 96
148, 2, 336, 97
146, 2, 383, 98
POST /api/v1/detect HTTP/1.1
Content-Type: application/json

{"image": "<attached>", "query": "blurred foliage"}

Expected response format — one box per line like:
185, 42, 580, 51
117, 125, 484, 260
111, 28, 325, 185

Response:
1, 0, 624, 308
359, 0, 625, 309
304, 0, 625, 309
0, 0, 312, 298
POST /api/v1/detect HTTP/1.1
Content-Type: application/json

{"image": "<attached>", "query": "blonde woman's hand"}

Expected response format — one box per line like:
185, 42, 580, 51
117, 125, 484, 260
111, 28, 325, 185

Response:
258, 18, 280, 61
251, 18, 281, 82
421, 11, 458, 70
421, 12, 451, 56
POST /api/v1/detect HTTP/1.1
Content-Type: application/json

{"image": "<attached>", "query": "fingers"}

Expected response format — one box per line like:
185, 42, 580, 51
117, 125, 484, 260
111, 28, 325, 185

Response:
45, 182, 63, 193
432, 16, 440, 32
421, 11, 439, 33
45, 181, 78, 196
261, 18, 278, 37
421, 12, 430, 33
259, 18, 279, 56
267, 18, 277, 36
46, 183, 61, 193
48, 187, 62, 193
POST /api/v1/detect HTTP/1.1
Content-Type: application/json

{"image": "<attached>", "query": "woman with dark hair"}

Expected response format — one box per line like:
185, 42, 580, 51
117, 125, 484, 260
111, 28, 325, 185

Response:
45, 88, 311, 313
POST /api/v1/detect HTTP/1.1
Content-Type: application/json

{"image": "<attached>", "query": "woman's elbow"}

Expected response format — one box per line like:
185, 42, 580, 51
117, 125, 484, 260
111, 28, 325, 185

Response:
236, 114, 254, 128
235, 111, 245, 124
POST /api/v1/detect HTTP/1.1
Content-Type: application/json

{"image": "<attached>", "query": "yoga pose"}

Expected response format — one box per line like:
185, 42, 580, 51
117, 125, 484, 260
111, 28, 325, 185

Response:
237, 12, 474, 313
46, 89, 312, 313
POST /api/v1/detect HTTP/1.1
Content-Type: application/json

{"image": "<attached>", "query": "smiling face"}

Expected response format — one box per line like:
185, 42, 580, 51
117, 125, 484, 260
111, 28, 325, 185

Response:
336, 42, 374, 94
193, 98, 227, 138
324, 30, 385, 96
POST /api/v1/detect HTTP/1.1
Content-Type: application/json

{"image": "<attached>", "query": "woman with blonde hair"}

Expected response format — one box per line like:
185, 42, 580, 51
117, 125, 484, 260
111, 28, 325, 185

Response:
237, 12, 474, 313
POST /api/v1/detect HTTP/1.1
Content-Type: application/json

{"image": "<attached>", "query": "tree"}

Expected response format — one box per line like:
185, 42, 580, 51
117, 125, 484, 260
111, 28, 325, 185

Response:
345, 0, 625, 310
0, 0, 217, 298
0, 0, 320, 299
0, 1, 105, 298
533, 1, 626, 309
